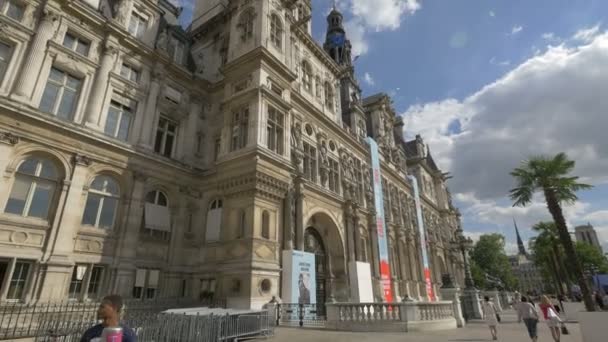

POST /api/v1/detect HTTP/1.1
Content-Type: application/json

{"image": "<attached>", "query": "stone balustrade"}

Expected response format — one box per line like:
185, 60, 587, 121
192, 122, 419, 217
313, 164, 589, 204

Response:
326, 302, 458, 332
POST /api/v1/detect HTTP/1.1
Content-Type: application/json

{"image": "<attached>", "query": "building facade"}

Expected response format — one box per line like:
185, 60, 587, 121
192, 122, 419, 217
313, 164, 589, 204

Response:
509, 220, 544, 295
0, 0, 464, 308
575, 223, 603, 254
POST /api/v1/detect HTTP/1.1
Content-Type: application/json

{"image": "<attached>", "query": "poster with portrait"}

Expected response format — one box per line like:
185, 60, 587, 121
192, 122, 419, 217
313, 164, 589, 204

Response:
281, 250, 317, 304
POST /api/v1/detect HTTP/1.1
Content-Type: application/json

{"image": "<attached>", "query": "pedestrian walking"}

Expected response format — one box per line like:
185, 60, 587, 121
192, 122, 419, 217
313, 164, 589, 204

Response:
517, 296, 539, 342
540, 295, 562, 342
482, 296, 499, 340
80, 294, 137, 342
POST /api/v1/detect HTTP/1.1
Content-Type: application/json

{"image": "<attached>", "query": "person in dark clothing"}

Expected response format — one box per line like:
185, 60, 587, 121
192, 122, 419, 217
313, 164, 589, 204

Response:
80, 295, 137, 342
595, 292, 605, 310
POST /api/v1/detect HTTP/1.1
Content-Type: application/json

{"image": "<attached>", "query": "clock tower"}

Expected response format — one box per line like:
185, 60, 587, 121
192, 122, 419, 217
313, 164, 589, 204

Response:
323, 5, 366, 138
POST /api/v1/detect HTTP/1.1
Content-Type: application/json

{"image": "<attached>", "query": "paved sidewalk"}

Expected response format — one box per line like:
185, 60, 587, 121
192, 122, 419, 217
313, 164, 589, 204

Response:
271, 310, 582, 342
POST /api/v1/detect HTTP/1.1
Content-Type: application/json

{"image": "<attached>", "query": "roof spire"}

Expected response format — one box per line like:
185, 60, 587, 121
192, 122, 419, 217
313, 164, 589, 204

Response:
513, 218, 527, 256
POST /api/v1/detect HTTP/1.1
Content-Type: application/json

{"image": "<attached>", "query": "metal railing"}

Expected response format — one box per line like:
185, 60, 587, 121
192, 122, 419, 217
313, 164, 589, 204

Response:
276, 303, 326, 328
0, 298, 226, 340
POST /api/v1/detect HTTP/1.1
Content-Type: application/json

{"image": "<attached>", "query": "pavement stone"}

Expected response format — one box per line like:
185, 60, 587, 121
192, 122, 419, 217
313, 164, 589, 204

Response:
270, 310, 582, 342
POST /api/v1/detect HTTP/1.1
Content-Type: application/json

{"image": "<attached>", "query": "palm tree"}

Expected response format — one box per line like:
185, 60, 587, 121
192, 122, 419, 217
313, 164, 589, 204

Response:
510, 153, 595, 311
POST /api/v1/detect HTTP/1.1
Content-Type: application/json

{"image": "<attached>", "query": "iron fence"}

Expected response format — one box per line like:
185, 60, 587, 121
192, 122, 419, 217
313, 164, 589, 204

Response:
276, 303, 326, 328
0, 298, 226, 340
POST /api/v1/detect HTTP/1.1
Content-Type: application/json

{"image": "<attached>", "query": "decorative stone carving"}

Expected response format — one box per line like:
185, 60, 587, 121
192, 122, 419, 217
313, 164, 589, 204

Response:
196, 52, 204, 75
113, 0, 132, 25
73, 154, 92, 166
156, 27, 169, 52
10, 231, 28, 244
0, 131, 18, 145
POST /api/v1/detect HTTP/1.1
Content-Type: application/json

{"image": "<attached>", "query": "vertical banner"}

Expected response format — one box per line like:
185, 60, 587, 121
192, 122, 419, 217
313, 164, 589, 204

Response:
282, 250, 317, 304
366, 138, 393, 303
408, 175, 436, 301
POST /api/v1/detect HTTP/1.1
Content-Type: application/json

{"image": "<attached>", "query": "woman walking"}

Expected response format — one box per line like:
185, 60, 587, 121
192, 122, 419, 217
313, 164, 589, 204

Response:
517, 296, 540, 342
540, 295, 562, 342
482, 296, 499, 340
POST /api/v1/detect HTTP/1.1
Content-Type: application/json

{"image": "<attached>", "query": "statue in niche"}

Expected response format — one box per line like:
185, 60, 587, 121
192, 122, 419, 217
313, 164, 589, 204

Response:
290, 122, 303, 151
196, 52, 205, 75
113, 0, 132, 25
156, 27, 169, 52
319, 144, 329, 167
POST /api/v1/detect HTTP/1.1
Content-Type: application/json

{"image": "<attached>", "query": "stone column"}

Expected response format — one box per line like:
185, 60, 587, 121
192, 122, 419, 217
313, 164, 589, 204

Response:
352, 206, 361, 261
295, 178, 304, 251
138, 69, 163, 148
13, 8, 59, 101
344, 203, 356, 263
283, 188, 294, 250
85, 42, 119, 128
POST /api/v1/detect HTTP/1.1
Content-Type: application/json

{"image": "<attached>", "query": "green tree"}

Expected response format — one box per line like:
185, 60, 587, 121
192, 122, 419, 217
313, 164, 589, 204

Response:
510, 152, 595, 311
470, 234, 518, 290
576, 241, 608, 274
529, 231, 567, 295
531, 222, 571, 295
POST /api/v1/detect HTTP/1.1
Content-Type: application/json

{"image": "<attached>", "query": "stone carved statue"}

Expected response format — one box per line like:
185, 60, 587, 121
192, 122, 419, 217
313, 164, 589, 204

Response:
196, 52, 204, 75
113, 0, 132, 25
156, 27, 169, 52
291, 122, 304, 174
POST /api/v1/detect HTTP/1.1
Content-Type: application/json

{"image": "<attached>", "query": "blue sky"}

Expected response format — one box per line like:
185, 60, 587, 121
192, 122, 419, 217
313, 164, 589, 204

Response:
179, 0, 608, 253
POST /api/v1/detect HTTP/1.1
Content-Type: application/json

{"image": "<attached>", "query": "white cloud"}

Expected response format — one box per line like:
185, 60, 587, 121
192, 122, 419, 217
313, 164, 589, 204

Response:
490, 57, 511, 66
363, 72, 375, 86
403, 31, 608, 201
573, 24, 601, 43
349, 0, 420, 31
541, 32, 561, 43
489, 11, 496, 17
510, 25, 523, 35
339, 0, 420, 56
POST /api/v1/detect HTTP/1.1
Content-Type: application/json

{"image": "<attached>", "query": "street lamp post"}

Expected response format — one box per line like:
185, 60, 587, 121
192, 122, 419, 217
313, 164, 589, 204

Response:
450, 228, 483, 320
451, 229, 476, 290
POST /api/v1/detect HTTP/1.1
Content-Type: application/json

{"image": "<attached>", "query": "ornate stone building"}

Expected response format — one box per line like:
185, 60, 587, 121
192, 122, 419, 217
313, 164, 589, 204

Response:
509, 220, 544, 295
0, 0, 464, 308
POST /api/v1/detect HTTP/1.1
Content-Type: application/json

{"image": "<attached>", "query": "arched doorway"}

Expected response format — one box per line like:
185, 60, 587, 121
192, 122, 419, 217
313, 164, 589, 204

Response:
304, 227, 326, 308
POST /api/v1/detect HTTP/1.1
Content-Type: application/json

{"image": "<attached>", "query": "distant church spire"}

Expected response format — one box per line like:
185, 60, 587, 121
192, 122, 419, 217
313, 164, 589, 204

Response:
513, 218, 527, 256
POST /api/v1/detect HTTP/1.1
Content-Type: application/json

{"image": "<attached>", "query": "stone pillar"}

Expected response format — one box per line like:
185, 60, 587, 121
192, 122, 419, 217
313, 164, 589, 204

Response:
295, 179, 304, 251
439, 286, 465, 327
85, 41, 119, 128
344, 203, 356, 263
352, 207, 361, 261
462, 288, 483, 320
138, 70, 163, 148
13, 8, 59, 101
47, 155, 91, 260
283, 188, 294, 250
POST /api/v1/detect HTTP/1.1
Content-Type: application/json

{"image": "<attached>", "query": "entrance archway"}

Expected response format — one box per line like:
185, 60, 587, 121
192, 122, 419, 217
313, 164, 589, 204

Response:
305, 227, 326, 307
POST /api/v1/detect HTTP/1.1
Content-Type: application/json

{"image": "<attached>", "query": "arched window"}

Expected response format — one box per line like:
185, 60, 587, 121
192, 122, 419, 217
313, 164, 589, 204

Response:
238, 8, 256, 41
270, 14, 283, 49
301, 61, 312, 92
261, 210, 270, 239
5, 157, 59, 219
82, 175, 120, 229
237, 210, 246, 239
324, 81, 334, 111
205, 199, 223, 242
142, 190, 171, 240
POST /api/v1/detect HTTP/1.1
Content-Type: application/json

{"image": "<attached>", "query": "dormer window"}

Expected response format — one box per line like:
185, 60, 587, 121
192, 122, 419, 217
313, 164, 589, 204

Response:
167, 36, 185, 64
128, 12, 148, 39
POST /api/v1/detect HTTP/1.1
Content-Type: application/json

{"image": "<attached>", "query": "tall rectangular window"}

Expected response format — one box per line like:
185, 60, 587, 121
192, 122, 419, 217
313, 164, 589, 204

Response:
128, 12, 147, 38
68, 265, 87, 299
62, 32, 90, 57
154, 116, 178, 157
354, 159, 363, 204
266, 106, 284, 154
87, 265, 104, 298
0, 41, 13, 82
230, 108, 248, 151
120, 64, 139, 83
104, 99, 134, 142
0, 0, 24, 22
214, 137, 221, 161
7, 261, 30, 300
328, 158, 340, 193
39, 68, 82, 121
303, 142, 317, 182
